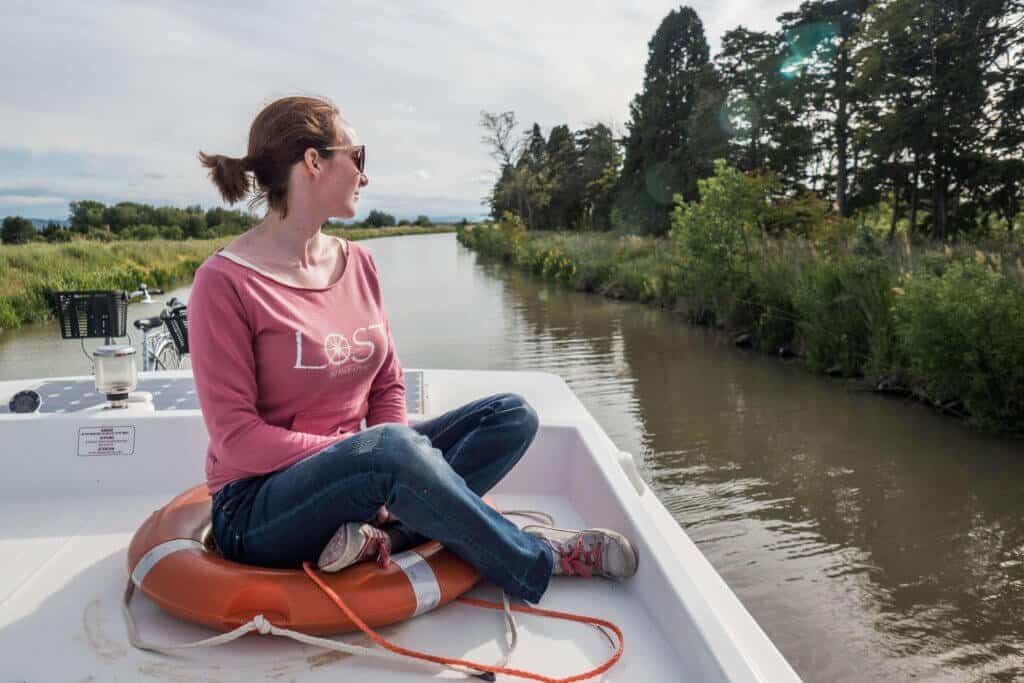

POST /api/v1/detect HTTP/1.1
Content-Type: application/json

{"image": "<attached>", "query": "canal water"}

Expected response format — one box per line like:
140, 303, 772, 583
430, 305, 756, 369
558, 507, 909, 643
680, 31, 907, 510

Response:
2, 232, 1022, 681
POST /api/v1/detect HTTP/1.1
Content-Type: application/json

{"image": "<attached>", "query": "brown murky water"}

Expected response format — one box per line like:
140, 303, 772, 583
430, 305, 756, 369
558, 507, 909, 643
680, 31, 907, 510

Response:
2, 232, 1023, 681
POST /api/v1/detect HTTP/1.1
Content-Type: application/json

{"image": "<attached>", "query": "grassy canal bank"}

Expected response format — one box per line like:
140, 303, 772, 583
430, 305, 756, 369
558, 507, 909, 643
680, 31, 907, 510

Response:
457, 214, 1024, 436
0, 225, 455, 332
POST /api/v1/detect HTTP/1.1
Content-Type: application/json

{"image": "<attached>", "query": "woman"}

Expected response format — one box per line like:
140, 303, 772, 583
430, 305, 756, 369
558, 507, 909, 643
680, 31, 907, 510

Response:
190, 95, 637, 605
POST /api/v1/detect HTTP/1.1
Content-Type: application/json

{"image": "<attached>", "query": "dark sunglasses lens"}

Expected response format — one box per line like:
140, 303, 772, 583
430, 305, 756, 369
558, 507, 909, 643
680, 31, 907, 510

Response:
356, 148, 365, 173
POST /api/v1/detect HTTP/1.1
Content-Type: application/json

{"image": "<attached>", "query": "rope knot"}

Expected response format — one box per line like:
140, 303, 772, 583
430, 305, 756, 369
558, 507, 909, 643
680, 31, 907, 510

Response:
253, 614, 272, 635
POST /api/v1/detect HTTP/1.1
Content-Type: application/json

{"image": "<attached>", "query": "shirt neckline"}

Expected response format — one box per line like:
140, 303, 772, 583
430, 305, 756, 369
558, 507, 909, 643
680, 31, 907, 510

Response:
216, 236, 352, 292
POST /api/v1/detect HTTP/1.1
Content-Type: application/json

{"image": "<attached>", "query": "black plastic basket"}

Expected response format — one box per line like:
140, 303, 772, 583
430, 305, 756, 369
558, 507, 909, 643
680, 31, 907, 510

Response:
163, 306, 189, 355
54, 290, 128, 339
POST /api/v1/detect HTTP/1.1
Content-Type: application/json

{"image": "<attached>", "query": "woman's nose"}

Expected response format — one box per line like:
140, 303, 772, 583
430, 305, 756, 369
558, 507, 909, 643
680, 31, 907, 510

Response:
359, 173, 369, 187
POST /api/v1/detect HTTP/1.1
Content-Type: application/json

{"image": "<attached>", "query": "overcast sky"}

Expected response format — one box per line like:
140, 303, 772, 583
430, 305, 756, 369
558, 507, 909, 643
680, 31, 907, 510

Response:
0, 1, 797, 221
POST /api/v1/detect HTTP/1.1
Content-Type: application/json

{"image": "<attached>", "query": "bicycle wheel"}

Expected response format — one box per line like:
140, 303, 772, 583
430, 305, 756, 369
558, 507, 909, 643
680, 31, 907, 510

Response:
153, 339, 182, 370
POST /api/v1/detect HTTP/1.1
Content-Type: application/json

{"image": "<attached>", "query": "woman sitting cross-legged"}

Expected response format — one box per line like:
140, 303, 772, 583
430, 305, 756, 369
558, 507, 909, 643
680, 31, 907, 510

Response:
190, 95, 638, 605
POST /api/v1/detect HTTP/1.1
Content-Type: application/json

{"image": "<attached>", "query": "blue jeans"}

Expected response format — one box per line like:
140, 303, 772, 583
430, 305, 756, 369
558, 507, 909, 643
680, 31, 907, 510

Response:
211, 393, 554, 603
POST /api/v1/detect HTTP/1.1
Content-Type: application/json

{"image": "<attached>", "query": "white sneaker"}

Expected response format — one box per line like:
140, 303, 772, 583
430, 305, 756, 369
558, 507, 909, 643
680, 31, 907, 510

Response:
317, 522, 393, 572
523, 525, 638, 579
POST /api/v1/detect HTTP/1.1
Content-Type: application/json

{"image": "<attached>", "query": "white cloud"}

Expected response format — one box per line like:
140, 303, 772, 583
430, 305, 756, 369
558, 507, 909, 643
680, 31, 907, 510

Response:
0, 0, 796, 220
0, 195, 67, 207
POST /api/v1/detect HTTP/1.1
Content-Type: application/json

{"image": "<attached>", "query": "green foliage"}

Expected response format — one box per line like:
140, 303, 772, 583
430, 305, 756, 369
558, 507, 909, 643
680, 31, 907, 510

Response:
499, 211, 527, 245
716, 26, 814, 188
414, 215, 432, 227
669, 161, 777, 321
364, 210, 396, 228
455, 214, 525, 263
160, 225, 184, 240
764, 193, 830, 237
1, 216, 37, 244
121, 224, 161, 240
792, 255, 897, 377
41, 222, 71, 243
618, 6, 716, 235
66, 201, 252, 239
748, 252, 801, 352
895, 262, 1024, 430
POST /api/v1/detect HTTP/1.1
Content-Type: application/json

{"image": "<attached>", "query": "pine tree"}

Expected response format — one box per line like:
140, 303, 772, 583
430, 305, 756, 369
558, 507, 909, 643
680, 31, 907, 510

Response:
545, 124, 583, 230
854, 0, 1017, 238
717, 27, 814, 190
618, 6, 714, 234
576, 124, 622, 231
779, 0, 873, 217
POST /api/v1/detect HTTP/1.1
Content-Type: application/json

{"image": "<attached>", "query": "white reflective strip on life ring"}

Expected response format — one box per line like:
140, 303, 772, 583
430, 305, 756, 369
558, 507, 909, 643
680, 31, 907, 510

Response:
390, 550, 442, 616
131, 539, 205, 587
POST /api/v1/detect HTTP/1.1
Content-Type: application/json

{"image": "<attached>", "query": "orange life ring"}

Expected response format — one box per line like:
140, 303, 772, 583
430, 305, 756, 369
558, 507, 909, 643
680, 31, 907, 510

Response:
126, 484, 483, 635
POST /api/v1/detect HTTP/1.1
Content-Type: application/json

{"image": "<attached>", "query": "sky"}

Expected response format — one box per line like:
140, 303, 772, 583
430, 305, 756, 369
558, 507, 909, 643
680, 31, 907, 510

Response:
0, 1, 797, 222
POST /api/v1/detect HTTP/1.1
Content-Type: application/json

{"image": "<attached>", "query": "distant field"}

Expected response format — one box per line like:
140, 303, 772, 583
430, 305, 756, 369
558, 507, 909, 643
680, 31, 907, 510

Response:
0, 225, 455, 331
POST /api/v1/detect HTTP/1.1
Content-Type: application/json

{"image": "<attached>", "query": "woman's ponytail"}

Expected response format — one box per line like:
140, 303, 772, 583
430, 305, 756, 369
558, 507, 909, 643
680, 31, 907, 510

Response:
198, 152, 251, 205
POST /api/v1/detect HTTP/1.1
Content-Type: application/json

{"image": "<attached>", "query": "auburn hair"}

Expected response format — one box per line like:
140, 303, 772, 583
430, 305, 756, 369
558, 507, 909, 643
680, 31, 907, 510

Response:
198, 95, 346, 218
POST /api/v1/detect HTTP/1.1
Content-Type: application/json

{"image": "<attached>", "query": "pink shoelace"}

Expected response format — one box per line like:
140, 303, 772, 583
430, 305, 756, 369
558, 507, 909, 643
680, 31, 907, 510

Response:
358, 526, 393, 569
554, 536, 603, 577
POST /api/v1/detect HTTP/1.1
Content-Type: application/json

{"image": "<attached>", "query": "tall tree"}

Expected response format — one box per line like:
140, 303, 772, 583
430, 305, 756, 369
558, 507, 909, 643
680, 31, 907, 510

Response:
1, 216, 36, 244
986, 4, 1024, 232
515, 123, 554, 229
68, 200, 107, 234
545, 124, 583, 230
576, 123, 622, 231
716, 27, 814, 189
480, 110, 528, 222
779, 0, 873, 217
618, 6, 714, 234
854, 0, 1018, 239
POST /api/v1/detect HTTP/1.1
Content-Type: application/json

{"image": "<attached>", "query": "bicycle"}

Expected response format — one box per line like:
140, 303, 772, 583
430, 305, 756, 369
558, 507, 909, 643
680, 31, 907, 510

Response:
53, 283, 190, 372
130, 286, 190, 372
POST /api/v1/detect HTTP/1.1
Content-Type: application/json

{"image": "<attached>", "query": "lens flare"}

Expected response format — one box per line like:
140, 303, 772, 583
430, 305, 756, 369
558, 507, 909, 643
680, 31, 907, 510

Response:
781, 21, 839, 79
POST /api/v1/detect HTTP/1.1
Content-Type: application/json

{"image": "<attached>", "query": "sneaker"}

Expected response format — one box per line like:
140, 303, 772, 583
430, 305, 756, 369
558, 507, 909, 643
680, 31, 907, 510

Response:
318, 522, 392, 572
523, 525, 638, 579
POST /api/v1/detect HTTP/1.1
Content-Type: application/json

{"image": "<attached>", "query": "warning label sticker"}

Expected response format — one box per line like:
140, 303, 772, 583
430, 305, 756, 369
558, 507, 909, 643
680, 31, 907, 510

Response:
78, 426, 135, 457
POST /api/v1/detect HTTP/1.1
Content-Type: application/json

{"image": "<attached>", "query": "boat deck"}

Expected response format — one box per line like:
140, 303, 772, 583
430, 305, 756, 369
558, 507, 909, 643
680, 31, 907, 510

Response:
0, 370, 800, 682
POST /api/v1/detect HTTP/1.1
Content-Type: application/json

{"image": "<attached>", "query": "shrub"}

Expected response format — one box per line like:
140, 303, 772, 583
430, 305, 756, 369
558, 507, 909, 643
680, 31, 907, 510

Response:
749, 254, 801, 352
2, 216, 37, 244
41, 222, 72, 243
159, 225, 184, 240
121, 224, 160, 240
763, 192, 830, 238
895, 262, 1024, 431
365, 210, 396, 228
793, 255, 897, 377
670, 161, 775, 323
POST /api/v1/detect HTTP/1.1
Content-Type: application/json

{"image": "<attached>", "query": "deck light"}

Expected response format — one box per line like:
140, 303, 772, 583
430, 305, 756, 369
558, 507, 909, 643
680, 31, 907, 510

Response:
93, 345, 137, 408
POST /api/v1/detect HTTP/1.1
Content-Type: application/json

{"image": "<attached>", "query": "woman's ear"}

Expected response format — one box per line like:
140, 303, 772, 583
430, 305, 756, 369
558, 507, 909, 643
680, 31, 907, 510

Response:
304, 148, 320, 174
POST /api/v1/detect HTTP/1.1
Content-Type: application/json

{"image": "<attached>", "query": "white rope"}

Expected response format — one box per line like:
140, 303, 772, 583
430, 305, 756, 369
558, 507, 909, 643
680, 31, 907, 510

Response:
501, 509, 556, 527
123, 578, 517, 679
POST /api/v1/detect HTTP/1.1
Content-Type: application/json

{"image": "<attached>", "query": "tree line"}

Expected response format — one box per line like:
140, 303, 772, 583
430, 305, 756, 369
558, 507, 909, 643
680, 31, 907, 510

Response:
0, 201, 259, 244
483, 1, 1023, 240
0, 202, 432, 245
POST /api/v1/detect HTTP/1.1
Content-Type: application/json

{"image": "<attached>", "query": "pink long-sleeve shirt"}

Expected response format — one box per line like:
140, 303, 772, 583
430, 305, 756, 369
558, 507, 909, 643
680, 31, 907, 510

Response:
188, 237, 408, 494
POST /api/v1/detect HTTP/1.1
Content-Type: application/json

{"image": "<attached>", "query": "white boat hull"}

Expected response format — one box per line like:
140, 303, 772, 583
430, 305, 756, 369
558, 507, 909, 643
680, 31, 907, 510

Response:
0, 369, 801, 681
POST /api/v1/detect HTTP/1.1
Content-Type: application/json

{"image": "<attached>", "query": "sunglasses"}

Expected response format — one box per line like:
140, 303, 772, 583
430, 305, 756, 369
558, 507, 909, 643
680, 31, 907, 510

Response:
322, 144, 366, 174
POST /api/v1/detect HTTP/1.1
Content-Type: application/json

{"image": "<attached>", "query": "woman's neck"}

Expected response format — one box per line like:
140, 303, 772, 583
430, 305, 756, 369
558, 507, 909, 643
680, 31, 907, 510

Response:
251, 208, 330, 269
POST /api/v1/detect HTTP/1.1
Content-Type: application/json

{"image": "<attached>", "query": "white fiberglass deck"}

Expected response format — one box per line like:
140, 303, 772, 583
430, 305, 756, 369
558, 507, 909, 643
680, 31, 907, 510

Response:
0, 370, 800, 682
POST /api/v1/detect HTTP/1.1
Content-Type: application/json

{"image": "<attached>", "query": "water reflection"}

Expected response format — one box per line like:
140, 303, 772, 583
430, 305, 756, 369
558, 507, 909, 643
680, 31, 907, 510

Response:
436, 235, 1024, 681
